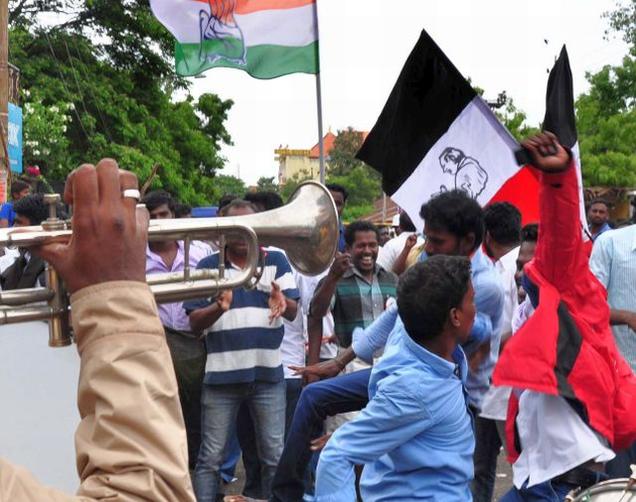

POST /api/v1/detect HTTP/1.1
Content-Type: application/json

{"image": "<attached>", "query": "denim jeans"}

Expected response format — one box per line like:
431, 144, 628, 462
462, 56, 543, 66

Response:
500, 480, 574, 501
238, 378, 303, 499
605, 440, 636, 478
500, 471, 607, 502
194, 380, 286, 502
471, 414, 503, 502
269, 369, 371, 502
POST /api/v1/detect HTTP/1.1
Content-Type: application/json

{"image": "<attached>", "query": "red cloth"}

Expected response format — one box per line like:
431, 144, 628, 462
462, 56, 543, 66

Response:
493, 164, 636, 456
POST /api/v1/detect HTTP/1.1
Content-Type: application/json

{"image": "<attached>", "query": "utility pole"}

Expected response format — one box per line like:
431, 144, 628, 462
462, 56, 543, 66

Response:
0, 0, 8, 202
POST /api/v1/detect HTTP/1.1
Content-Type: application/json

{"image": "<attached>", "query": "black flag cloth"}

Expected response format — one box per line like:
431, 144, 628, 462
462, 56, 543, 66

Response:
357, 30, 525, 230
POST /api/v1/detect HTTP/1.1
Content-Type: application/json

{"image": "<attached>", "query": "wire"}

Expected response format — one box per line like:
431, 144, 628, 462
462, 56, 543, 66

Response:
69, 38, 114, 142
62, 40, 92, 127
43, 30, 90, 141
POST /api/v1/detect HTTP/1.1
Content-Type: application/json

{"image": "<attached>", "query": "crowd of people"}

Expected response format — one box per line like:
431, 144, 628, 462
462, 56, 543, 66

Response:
0, 132, 635, 502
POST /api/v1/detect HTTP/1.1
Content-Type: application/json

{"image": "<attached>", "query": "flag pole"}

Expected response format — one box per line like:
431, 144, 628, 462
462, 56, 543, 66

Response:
313, 1, 325, 184
315, 73, 325, 184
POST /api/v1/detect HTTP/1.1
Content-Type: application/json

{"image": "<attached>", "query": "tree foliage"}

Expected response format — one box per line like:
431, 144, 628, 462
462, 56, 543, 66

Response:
577, 1, 636, 187
493, 93, 540, 141
604, 0, 636, 51
325, 128, 382, 222
209, 175, 247, 204
9, 3, 235, 205
256, 176, 279, 193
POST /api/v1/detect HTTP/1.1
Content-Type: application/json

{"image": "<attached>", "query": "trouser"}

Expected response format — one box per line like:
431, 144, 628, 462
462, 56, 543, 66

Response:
605, 440, 636, 478
500, 470, 607, 502
164, 327, 206, 471
194, 380, 286, 502
269, 369, 371, 502
238, 378, 303, 499
471, 414, 504, 502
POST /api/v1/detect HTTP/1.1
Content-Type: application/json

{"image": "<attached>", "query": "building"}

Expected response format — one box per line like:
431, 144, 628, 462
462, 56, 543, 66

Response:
275, 131, 336, 185
359, 196, 401, 227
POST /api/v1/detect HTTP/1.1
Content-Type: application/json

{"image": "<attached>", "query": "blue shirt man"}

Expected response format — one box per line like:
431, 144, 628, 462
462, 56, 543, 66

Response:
0, 180, 31, 228
315, 256, 476, 501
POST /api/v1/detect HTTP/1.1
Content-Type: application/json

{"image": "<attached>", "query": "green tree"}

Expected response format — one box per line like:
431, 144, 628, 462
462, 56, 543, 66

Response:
575, 1, 635, 186
603, 0, 636, 51
256, 176, 279, 193
21, 90, 72, 179
280, 170, 312, 201
209, 174, 247, 204
10, 0, 184, 90
328, 127, 373, 177
576, 57, 636, 186
493, 93, 540, 141
325, 127, 383, 222
10, 21, 233, 205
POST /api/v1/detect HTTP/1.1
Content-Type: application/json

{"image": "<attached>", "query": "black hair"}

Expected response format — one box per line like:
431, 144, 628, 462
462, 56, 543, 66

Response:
219, 199, 257, 217
10, 180, 30, 198
344, 220, 379, 247
14, 193, 62, 225
141, 190, 176, 214
218, 194, 238, 211
174, 203, 192, 218
483, 202, 521, 246
587, 198, 609, 211
398, 255, 472, 344
521, 223, 538, 243
399, 211, 416, 232
326, 183, 348, 202
244, 191, 283, 211
419, 189, 484, 251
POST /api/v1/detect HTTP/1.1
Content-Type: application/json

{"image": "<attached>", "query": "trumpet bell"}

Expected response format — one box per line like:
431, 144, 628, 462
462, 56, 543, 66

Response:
243, 181, 339, 275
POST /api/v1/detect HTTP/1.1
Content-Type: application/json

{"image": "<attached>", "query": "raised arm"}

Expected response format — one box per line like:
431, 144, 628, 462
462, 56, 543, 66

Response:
310, 253, 350, 318
521, 133, 580, 290
0, 161, 194, 501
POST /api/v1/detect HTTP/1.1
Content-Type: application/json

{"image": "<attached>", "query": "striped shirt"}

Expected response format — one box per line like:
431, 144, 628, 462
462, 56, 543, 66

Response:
313, 265, 397, 348
590, 225, 636, 371
184, 248, 300, 385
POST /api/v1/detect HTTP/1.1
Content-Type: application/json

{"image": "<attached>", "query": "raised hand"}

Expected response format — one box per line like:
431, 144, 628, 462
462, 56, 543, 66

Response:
521, 131, 570, 173
36, 160, 147, 294
268, 281, 287, 324
403, 233, 418, 251
328, 252, 352, 280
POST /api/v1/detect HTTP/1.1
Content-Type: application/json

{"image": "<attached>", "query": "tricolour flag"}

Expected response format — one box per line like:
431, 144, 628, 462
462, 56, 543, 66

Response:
357, 29, 537, 230
150, 0, 319, 78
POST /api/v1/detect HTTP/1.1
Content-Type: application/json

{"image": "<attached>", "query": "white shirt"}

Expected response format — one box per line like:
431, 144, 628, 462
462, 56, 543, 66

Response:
376, 232, 424, 273
0, 247, 19, 275
513, 392, 615, 488
505, 299, 615, 487
480, 247, 518, 421
296, 271, 337, 361
590, 225, 636, 371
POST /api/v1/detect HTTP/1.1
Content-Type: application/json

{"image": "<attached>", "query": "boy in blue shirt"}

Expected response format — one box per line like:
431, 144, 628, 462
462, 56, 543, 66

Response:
315, 255, 476, 501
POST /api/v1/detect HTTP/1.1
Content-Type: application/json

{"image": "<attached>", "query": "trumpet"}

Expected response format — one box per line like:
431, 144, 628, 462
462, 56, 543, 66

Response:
0, 182, 339, 347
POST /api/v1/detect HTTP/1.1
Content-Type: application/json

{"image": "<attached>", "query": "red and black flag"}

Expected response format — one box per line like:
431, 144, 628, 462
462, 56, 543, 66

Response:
356, 29, 538, 227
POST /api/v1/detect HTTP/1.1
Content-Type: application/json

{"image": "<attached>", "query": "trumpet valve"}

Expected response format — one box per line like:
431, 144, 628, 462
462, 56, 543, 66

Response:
42, 194, 65, 231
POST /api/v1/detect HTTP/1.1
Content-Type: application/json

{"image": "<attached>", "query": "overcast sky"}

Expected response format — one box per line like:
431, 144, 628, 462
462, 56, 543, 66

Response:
184, 0, 629, 185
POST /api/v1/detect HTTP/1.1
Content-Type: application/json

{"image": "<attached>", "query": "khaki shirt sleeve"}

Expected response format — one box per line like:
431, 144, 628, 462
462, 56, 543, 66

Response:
0, 281, 195, 502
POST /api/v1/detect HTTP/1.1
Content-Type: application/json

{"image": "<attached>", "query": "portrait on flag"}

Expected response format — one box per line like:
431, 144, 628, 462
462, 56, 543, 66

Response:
357, 31, 525, 232
150, 0, 320, 78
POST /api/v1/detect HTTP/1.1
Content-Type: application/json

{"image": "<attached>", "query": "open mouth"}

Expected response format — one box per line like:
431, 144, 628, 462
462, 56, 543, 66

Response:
360, 256, 373, 267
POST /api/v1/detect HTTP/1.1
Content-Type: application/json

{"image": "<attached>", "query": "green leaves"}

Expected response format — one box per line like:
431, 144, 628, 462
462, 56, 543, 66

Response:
11, 25, 234, 206
576, 55, 636, 187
